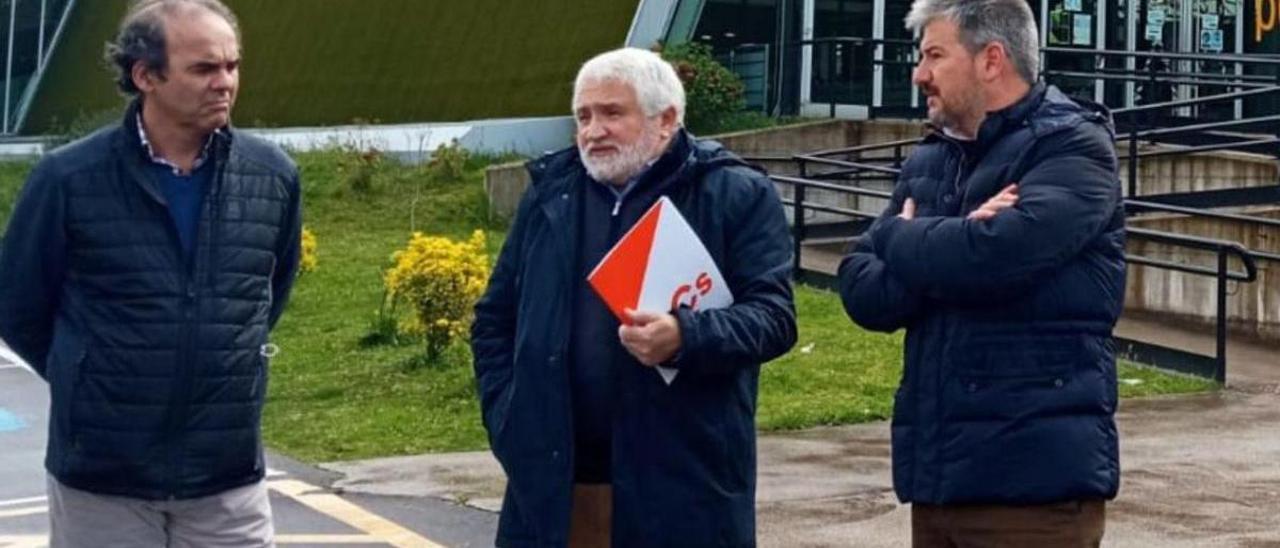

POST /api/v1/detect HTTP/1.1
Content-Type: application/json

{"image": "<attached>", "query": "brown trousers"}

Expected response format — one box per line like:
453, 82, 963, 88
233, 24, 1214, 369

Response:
912, 500, 1106, 548
568, 484, 613, 548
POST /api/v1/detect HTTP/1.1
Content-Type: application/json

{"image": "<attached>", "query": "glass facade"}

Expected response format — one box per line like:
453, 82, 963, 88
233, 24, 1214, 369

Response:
667, 0, 1279, 120
1, 0, 74, 134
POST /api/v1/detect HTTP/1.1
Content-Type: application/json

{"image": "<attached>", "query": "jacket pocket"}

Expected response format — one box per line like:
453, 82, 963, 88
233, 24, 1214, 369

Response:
46, 326, 88, 456
481, 368, 517, 454
943, 334, 1085, 422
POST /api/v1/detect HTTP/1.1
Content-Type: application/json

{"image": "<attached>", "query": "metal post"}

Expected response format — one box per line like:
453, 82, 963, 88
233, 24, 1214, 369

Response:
794, 160, 808, 276
1274, 73, 1280, 170
38, 0, 46, 68
1215, 250, 1228, 384
4, 0, 18, 134
828, 42, 837, 119
1127, 124, 1139, 198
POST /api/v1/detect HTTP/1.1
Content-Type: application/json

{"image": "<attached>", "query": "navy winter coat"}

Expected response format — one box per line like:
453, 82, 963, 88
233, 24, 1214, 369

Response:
0, 101, 301, 500
839, 84, 1126, 505
471, 131, 796, 547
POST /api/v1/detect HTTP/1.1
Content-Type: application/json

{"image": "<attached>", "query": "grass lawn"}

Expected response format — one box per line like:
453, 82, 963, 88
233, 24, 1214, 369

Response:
0, 153, 1218, 464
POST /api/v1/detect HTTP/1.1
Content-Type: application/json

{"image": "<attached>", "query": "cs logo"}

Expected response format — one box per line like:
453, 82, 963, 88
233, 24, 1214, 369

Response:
670, 272, 714, 311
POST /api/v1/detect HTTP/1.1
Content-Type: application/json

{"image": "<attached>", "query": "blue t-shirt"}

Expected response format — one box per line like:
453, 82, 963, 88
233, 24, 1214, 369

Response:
148, 160, 213, 262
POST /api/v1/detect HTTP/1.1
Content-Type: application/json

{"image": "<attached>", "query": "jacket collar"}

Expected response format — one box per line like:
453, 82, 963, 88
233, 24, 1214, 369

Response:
115, 99, 234, 205
118, 99, 234, 168
925, 82, 1047, 152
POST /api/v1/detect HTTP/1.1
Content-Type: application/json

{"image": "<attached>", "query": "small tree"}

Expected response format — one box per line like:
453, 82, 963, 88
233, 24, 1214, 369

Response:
383, 230, 490, 362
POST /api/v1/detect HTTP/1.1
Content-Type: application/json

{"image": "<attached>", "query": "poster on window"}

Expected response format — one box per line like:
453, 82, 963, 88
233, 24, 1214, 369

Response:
1203, 28, 1223, 51
1202, 13, 1219, 30
1065, 0, 1083, 11
1223, 0, 1238, 17
1073, 14, 1094, 45
1148, 6, 1167, 25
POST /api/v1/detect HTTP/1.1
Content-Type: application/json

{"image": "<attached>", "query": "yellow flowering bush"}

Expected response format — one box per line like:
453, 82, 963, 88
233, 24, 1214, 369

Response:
300, 226, 318, 274
384, 230, 490, 361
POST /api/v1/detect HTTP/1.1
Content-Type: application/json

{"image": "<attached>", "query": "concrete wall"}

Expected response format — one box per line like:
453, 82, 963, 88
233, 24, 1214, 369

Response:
1126, 208, 1280, 340
481, 119, 923, 220
479, 120, 1280, 340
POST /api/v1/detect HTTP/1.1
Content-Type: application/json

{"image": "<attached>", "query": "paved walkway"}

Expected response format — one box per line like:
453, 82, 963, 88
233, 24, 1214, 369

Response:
326, 386, 1280, 547
0, 345, 496, 548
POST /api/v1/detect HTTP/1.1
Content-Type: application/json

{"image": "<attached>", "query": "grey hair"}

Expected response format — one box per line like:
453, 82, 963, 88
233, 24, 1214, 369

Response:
906, 0, 1040, 85
573, 48, 686, 125
104, 0, 240, 95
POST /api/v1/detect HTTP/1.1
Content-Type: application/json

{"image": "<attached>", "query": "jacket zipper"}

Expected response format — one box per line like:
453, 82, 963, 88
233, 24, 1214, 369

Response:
165, 147, 227, 499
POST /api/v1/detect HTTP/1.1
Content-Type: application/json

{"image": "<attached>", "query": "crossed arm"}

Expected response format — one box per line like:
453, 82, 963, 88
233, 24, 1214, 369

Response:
839, 127, 1119, 331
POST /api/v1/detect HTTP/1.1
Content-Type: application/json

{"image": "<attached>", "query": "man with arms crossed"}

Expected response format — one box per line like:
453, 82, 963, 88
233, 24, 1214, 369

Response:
840, 1, 1125, 546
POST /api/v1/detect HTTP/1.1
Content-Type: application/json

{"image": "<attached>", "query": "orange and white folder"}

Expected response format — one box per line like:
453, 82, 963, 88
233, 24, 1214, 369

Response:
588, 196, 733, 384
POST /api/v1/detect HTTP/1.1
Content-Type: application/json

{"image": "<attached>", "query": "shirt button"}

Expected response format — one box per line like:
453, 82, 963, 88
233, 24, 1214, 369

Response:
1054, 378, 1065, 388
967, 382, 978, 393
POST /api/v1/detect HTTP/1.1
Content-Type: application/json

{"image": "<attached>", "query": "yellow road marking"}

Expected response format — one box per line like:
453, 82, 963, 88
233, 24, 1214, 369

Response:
0, 496, 45, 508
0, 534, 46, 548
268, 479, 446, 548
0, 506, 46, 519
276, 534, 381, 544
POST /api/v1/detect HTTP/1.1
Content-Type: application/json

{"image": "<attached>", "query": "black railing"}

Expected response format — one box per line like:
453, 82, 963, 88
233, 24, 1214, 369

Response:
769, 147, 1280, 383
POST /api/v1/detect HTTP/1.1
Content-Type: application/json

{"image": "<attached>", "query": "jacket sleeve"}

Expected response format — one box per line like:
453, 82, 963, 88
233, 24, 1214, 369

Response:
470, 186, 536, 444
0, 159, 69, 379
672, 169, 797, 377
837, 180, 926, 333
870, 124, 1119, 298
268, 172, 303, 330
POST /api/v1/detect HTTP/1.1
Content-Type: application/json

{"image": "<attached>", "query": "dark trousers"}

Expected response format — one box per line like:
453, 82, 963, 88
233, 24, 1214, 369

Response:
912, 500, 1106, 548
568, 484, 612, 548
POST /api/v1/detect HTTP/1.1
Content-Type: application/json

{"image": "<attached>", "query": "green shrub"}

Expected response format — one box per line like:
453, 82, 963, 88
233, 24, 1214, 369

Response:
660, 42, 747, 135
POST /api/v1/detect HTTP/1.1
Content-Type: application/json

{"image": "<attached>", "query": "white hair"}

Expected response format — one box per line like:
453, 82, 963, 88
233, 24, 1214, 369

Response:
573, 47, 686, 125
906, 0, 1040, 85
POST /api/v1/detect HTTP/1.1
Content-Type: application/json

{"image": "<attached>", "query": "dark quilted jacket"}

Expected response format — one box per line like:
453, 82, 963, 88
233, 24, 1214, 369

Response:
839, 84, 1126, 505
0, 101, 301, 500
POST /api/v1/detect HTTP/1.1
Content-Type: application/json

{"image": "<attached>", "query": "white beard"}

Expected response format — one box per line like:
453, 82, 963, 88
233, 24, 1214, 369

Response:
580, 123, 664, 185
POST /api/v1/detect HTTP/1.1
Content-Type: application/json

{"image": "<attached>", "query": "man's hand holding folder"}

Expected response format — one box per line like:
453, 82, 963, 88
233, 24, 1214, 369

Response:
588, 196, 733, 384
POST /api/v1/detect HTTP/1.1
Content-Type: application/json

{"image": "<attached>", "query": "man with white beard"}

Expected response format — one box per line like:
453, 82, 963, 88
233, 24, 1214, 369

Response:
471, 47, 796, 548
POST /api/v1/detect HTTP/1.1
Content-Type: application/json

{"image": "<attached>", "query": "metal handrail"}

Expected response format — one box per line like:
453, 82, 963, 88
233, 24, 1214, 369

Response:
1041, 46, 1280, 67
1113, 86, 1280, 115
1126, 227, 1259, 282
1042, 71, 1276, 89
793, 155, 903, 175
771, 175, 894, 199
809, 137, 921, 158
1130, 138, 1280, 160
1048, 67, 1280, 85
772, 171, 1274, 382
1119, 114, 1280, 141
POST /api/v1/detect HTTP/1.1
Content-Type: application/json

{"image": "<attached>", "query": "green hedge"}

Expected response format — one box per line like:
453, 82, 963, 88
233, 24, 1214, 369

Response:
24, 0, 638, 134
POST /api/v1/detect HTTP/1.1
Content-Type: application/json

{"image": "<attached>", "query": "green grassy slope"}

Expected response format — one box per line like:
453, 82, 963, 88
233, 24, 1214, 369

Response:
24, 1, 638, 134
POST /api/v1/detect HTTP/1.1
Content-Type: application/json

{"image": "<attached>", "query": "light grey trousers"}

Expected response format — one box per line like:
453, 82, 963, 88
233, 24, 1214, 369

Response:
47, 475, 274, 548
